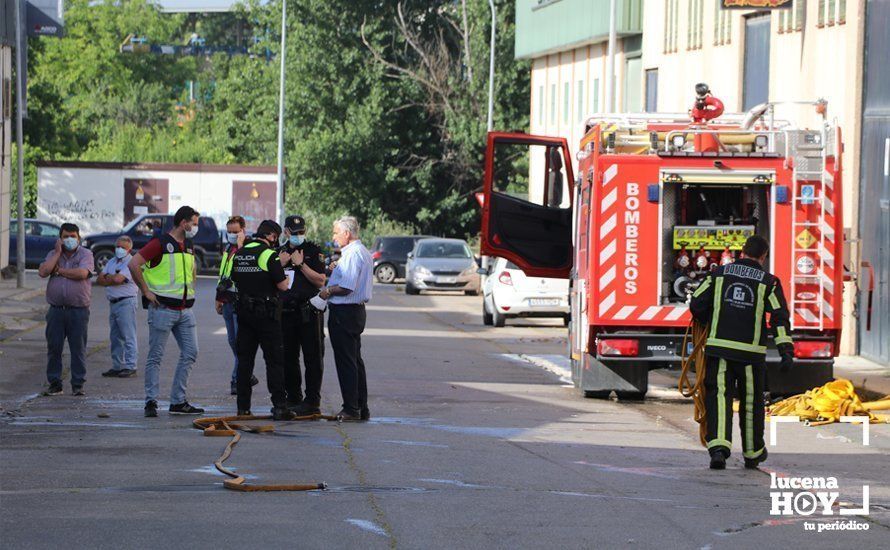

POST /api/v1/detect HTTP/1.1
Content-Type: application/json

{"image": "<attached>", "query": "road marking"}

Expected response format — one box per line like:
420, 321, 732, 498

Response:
345, 519, 388, 537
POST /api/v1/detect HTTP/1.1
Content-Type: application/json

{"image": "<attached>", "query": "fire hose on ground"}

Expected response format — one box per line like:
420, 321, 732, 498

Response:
679, 320, 890, 447
193, 413, 339, 492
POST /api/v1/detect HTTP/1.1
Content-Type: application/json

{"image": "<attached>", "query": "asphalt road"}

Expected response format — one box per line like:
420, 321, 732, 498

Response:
1, 279, 887, 549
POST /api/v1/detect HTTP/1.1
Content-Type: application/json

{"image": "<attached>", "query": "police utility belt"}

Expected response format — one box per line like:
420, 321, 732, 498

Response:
282, 298, 321, 323
235, 294, 281, 320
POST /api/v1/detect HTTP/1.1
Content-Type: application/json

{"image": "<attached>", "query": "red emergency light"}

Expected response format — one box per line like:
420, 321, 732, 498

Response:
597, 339, 640, 357
793, 341, 834, 359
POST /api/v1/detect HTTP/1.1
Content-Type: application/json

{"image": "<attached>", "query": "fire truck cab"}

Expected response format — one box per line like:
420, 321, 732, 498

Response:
481, 87, 842, 399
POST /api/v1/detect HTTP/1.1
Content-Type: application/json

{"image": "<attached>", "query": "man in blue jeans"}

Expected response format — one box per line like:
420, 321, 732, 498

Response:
38, 223, 94, 396
98, 236, 139, 378
129, 206, 204, 417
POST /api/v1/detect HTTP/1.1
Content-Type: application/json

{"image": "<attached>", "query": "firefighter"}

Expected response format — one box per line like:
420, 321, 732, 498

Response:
230, 220, 294, 420
690, 235, 794, 470
278, 215, 327, 415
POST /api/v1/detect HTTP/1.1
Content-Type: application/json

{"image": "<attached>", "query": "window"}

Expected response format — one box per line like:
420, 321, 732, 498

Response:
416, 241, 472, 259
688, 0, 704, 50
818, 0, 845, 27
839, 0, 846, 24
576, 80, 584, 122
714, 2, 731, 46
645, 69, 658, 112
592, 78, 600, 113
664, 0, 679, 53
779, 1, 806, 33
549, 84, 556, 124
537, 86, 543, 126
563, 82, 570, 124
828, 0, 836, 25
38, 223, 60, 237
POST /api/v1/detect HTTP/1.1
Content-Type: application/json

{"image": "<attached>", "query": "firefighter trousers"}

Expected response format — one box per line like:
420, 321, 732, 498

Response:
704, 355, 766, 460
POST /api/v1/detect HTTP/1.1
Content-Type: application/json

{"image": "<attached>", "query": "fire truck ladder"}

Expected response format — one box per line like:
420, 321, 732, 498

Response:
789, 124, 833, 331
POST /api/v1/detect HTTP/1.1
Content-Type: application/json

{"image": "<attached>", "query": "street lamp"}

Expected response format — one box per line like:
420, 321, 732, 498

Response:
15, 0, 26, 288
486, 0, 496, 132
275, 0, 287, 225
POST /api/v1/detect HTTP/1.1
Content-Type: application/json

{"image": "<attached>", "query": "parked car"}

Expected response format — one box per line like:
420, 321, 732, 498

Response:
405, 238, 480, 295
371, 235, 433, 283
81, 214, 222, 272
482, 257, 569, 327
8, 219, 62, 268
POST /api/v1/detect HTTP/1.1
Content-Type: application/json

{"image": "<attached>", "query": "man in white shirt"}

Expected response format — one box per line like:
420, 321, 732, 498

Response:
318, 216, 373, 421
98, 236, 139, 378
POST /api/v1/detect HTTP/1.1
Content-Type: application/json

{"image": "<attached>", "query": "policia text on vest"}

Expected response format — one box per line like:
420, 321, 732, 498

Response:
689, 236, 794, 471
229, 220, 295, 420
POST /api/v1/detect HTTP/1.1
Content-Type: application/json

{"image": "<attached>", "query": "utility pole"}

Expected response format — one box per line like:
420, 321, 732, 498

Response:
604, 0, 617, 113
275, 0, 287, 225
14, 0, 26, 288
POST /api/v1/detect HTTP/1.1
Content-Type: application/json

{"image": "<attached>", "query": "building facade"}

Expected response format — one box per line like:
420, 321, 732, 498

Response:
514, 0, 884, 360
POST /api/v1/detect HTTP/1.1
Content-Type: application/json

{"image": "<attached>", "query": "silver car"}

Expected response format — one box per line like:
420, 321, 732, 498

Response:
405, 238, 481, 295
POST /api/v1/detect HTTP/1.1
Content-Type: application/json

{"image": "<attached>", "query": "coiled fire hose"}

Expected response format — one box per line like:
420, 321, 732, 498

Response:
193, 413, 338, 492
678, 320, 710, 447
768, 379, 890, 426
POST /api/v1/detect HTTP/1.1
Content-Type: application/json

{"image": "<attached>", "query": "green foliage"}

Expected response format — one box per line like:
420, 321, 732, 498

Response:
17, 0, 529, 239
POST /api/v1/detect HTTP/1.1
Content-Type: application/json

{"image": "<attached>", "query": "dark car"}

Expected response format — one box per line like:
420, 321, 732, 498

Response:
9, 219, 62, 268
81, 214, 222, 272
371, 235, 433, 283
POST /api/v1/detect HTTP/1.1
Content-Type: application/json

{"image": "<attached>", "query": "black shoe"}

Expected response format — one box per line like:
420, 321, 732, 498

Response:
360, 408, 370, 421
237, 409, 252, 416
709, 449, 728, 470
336, 409, 362, 422
744, 448, 768, 470
101, 369, 121, 377
117, 369, 137, 378
169, 402, 205, 415
272, 407, 295, 421
230, 381, 237, 396
144, 400, 158, 418
72, 386, 85, 396
292, 402, 321, 416
42, 381, 63, 396
251, 375, 259, 387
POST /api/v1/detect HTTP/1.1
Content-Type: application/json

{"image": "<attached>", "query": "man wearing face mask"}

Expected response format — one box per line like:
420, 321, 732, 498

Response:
277, 215, 326, 414
129, 205, 204, 418
230, 220, 294, 420
97, 236, 139, 378
216, 215, 259, 395
38, 223, 95, 396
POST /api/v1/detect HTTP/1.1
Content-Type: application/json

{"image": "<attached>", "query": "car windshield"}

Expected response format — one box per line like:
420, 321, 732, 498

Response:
416, 241, 471, 259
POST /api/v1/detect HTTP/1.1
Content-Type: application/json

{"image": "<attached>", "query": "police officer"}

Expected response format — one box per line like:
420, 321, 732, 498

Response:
230, 220, 294, 420
690, 235, 794, 470
278, 215, 327, 415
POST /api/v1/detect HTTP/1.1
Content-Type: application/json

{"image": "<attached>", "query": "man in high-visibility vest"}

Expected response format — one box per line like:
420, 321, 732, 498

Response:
230, 220, 293, 420
215, 215, 258, 395
129, 206, 204, 418
690, 235, 794, 470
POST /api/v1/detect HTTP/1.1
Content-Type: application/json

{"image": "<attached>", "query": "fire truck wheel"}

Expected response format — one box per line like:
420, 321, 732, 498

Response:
615, 390, 647, 401
405, 282, 420, 295
482, 303, 493, 326
583, 390, 612, 399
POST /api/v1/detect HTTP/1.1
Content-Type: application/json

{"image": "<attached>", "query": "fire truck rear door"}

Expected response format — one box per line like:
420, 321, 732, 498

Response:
481, 132, 574, 279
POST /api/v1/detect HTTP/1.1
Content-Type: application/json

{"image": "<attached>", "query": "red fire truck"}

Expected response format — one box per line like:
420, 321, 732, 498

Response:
480, 86, 843, 399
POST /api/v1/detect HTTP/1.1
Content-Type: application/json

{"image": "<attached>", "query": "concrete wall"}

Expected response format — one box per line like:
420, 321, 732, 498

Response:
36, 164, 278, 235
0, 45, 11, 269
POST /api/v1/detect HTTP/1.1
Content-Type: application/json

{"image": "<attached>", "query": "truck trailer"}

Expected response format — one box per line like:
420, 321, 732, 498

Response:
480, 86, 843, 399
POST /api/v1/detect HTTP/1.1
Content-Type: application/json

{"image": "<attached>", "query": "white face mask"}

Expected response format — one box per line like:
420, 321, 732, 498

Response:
226, 232, 239, 245
115, 247, 129, 259
185, 225, 199, 239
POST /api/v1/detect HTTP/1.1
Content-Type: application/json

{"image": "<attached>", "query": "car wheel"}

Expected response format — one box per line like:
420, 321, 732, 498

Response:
194, 252, 205, 271
492, 302, 506, 327
482, 301, 493, 326
405, 282, 420, 295
93, 249, 114, 272
375, 263, 397, 284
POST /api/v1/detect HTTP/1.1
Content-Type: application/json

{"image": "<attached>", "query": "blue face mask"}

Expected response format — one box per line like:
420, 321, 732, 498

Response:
226, 232, 239, 245
115, 247, 129, 259
289, 235, 305, 247
63, 237, 79, 251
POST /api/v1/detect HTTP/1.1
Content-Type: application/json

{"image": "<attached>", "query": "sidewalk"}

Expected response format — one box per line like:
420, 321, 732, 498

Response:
834, 354, 890, 398
0, 274, 48, 340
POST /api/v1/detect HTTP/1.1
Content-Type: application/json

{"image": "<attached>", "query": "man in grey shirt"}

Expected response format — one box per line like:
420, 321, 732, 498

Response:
38, 223, 94, 396
98, 236, 139, 378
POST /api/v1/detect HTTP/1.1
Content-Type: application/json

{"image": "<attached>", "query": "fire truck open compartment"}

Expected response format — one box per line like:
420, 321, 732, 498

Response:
659, 171, 773, 304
